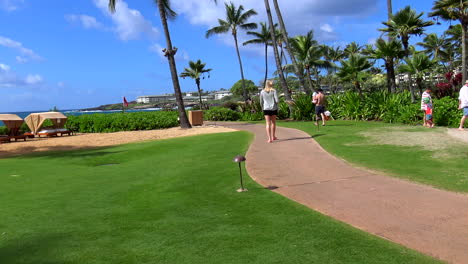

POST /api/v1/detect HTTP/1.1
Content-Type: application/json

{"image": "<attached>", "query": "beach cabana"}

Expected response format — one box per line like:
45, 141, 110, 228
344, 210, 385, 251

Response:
24, 112, 69, 135
0, 114, 24, 130
0, 114, 27, 142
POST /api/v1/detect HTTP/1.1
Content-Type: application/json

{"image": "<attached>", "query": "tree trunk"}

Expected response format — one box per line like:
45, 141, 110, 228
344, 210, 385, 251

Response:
271, 0, 308, 94
196, 79, 203, 109
387, 0, 393, 41
264, 0, 292, 102
264, 43, 268, 88
157, 0, 191, 129
385, 59, 396, 93
314, 67, 320, 89
233, 33, 248, 103
355, 81, 362, 96
408, 73, 415, 103
462, 22, 467, 83
305, 67, 314, 91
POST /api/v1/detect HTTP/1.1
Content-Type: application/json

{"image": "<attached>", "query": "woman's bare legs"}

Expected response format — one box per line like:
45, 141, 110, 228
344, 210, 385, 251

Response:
265, 115, 272, 143
271, 115, 278, 140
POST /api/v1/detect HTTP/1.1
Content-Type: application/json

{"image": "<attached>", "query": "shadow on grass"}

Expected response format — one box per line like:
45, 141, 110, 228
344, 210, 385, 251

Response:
0, 234, 70, 264
1, 145, 124, 160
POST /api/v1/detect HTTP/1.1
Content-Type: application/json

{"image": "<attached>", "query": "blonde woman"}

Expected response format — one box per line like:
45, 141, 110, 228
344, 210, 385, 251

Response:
260, 80, 279, 143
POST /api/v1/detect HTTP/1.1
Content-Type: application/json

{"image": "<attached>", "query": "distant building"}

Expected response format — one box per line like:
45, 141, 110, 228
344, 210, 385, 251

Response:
213, 90, 232, 100
136, 94, 173, 104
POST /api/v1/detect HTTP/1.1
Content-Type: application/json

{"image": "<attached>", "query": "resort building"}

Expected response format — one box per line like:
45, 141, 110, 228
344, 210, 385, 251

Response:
136, 94, 174, 104
213, 90, 232, 100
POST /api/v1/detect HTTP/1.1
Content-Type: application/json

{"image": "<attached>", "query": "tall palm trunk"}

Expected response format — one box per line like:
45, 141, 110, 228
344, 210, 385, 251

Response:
157, 0, 191, 128
354, 81, 362, 96
233, 33, 248, 102
385, 60, 396, 93
263, 43, 268, 87
462, 22, 467, 83
314, 67, 320, 89
271, 0, 309, 94
408, 74, 415, 102
264, 0, 292, 102
387, 0, 393, 41
196, 78, 203, 109
305, 67, 314, 90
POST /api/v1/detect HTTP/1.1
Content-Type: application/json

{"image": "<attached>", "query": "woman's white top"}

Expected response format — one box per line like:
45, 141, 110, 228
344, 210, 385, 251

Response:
260, 89, 279, 110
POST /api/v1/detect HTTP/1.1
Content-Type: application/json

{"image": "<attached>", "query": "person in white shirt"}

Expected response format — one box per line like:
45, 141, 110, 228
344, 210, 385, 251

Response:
260, 80, 279, 143
458, 80, 468, 130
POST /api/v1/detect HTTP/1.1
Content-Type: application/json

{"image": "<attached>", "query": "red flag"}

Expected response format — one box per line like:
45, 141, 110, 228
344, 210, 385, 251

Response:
123, 96, 129, 107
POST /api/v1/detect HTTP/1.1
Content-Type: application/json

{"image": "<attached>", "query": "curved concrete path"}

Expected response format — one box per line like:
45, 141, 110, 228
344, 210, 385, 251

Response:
219, 122, 468, 264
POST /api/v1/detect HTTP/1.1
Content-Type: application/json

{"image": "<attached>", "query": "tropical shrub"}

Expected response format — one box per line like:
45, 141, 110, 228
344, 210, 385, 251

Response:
433, 96, 460, 127
66, 111, 178, 133
290, 94, 314, 121
204, 107, 241, 121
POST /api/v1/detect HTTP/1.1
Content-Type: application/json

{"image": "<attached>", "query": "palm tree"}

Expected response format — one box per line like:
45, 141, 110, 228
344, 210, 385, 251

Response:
108, 0, 191, 128
290, 31, 318, 93
380, 6, 434, 56
417, 33, 450, 71
344, 42, 363, 58
337, 54, 373, 95
243, 22, 273, 87
368, 38, 405, 92
263, 0, 292, 101
270, 0, 308, 93
429, 0, 468, 82
180, 60, 212, 109
206, 2, 257, 102
398, 52, 436, 98
322, 45, 343, 93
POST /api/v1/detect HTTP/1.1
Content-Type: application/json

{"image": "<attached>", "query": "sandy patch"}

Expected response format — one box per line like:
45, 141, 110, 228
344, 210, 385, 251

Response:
0, 125, 236, 158
355, 126, 468, 159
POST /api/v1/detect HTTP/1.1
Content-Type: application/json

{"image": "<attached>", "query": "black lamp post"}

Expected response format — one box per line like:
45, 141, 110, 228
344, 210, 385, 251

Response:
233, 155, 247, 192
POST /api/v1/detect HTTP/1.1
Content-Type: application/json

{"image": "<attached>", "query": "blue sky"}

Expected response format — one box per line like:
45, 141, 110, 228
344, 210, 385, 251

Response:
0, 0, 449, 112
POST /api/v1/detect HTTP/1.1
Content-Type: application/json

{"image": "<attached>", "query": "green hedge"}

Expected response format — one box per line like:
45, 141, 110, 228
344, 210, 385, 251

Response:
66, 111, 179, 133
326, 91, 462, 127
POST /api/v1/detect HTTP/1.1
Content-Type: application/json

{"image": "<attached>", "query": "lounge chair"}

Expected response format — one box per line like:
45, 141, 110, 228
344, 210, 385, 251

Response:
0, 135, 10, 143
8, 128, 27, 142
37, 129, 59, 137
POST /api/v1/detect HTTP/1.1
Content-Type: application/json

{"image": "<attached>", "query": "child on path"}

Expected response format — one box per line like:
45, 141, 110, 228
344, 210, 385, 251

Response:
260, 80, 279, 143
421, 88, 433, 127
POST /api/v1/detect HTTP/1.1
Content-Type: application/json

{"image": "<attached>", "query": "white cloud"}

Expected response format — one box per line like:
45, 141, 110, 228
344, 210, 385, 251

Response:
93, 0, 158, 41
0, 63, 44, 88
16, 56, 27, 63
172, 0, 376, 43
0, 36, 43, 61
0, 0, 24, 11
25, 74, 42, 85
65, 14, 106, 30
320, 24, 333, 33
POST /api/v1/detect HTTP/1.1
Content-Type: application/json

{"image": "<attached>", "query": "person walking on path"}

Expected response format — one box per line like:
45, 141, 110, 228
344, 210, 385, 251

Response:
314, 89, 327, 126
458, 80, 468, 130
421, 88, 433, 128
260, 80, 279, 143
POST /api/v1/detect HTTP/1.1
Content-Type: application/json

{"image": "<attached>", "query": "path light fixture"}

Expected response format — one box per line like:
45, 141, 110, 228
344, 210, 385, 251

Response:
233, 155, 247, 192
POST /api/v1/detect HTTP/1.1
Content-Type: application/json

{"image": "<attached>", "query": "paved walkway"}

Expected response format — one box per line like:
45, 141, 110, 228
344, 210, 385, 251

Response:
219, 123, 468, 264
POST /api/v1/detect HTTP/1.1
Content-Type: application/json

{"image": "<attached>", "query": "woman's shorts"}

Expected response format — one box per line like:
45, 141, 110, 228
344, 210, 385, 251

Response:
463, 107, 468, 116
263, 110, 278, 116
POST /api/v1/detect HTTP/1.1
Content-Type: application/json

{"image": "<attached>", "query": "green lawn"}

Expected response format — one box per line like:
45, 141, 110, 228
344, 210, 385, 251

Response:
0, 132, 440, 263
278, 120, 468, 193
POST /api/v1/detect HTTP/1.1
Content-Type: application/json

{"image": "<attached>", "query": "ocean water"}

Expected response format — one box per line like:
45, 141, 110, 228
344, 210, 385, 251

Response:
0, 108, 162, 127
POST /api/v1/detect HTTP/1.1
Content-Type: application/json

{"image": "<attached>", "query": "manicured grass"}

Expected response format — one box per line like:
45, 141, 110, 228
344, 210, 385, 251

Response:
278, 120, 468, 193
0, 132, 439, 263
